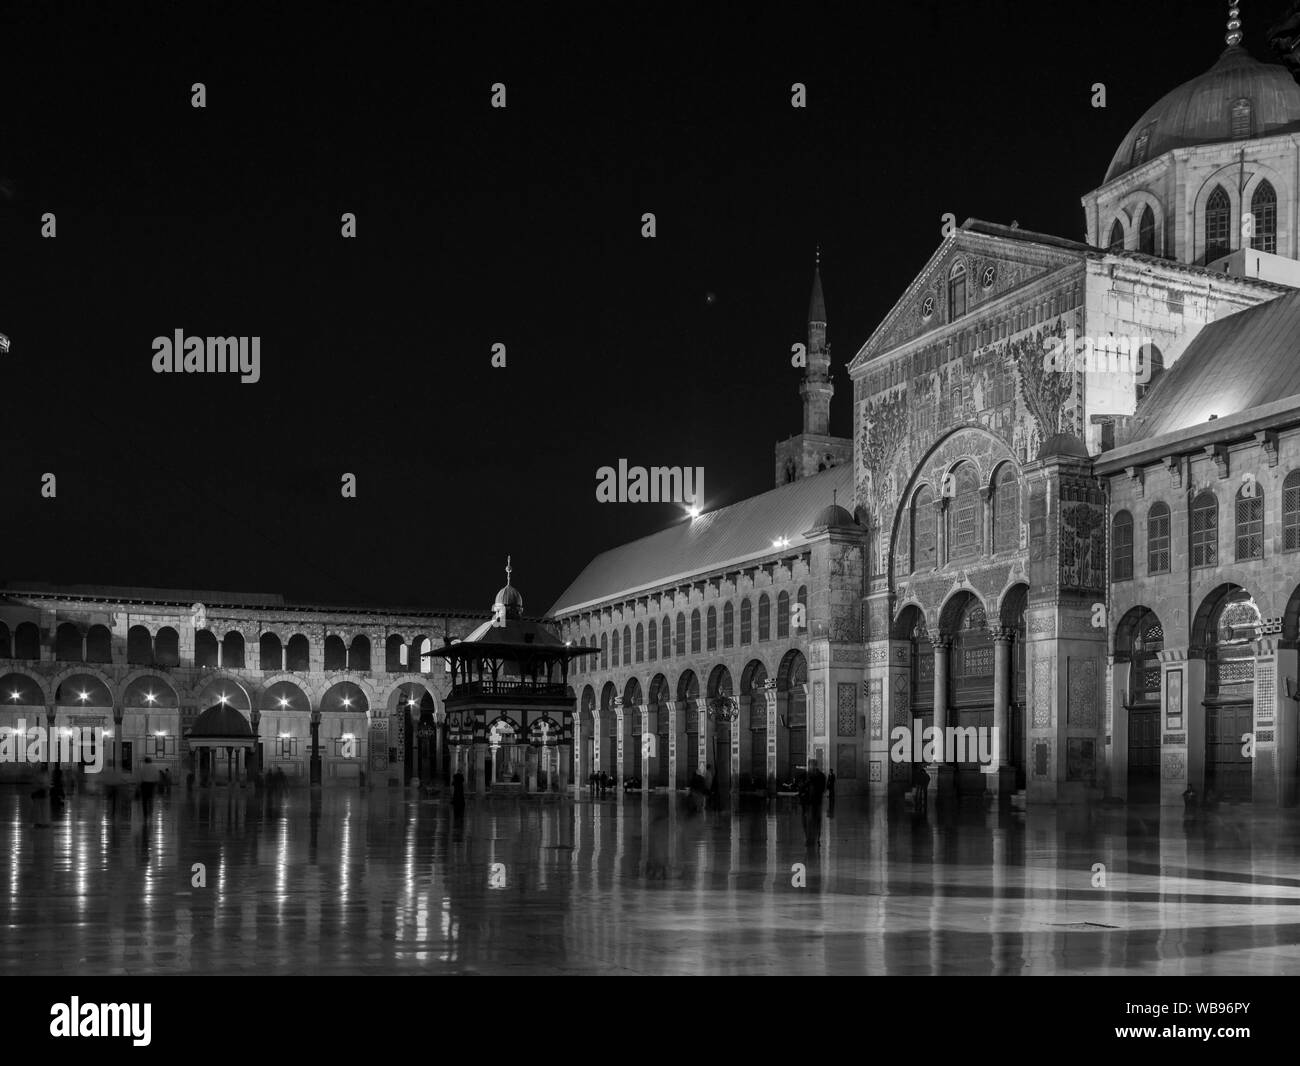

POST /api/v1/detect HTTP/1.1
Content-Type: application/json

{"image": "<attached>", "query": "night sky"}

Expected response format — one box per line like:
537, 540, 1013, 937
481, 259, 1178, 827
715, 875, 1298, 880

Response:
0, 1, 1286, 613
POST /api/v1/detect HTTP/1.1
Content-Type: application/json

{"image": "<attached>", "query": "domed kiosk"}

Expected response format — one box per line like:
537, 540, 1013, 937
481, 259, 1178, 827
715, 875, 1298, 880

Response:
433, 559, 597, 795
188, 702, 255, 786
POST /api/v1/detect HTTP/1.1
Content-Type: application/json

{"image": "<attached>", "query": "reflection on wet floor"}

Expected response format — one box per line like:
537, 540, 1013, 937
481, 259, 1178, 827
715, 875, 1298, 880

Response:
1, 784, 1298, 975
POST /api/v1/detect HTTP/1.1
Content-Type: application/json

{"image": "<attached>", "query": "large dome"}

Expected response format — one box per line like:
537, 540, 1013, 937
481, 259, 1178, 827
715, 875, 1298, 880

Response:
1105, 46, 1300, 183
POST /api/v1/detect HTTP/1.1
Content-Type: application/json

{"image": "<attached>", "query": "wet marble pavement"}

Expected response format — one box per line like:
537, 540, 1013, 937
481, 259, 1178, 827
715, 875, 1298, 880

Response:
1, 784, 1298, 975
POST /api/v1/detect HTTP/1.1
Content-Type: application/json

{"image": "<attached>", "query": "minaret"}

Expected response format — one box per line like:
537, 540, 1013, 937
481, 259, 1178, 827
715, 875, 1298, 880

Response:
800, 247, 834, 436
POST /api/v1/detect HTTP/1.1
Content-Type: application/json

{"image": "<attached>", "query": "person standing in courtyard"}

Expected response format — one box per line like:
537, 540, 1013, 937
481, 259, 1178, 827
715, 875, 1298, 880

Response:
804, 761, 827, 847
913, 761, 930, 816
31, 766, 51, 829
826, 769, 836, 816
451, 770, 466, 817
139, 757, 159, 818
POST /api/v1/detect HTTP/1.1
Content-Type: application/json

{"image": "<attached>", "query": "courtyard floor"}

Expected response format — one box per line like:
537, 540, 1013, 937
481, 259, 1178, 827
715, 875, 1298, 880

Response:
1, 783, 1297, 975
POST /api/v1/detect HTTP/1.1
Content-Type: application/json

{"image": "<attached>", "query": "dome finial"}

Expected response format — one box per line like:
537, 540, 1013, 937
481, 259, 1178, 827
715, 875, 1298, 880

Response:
1226, 2, 1243, 47
505, 554, 512, 586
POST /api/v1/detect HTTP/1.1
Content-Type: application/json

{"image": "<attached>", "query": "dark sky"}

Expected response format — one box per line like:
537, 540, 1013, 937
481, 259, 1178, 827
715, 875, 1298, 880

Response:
0, 0, 1288, 613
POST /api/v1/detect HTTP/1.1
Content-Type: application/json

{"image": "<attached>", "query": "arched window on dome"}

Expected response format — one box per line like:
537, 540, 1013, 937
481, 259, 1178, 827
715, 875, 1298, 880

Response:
947, 262, 967, 320
1251, 181, 1277, 254
1108, 219, 1125, 252
1131, 123, 1154, 168
1231, 98, 1252, 140
1138, 206, 1156, 255
1205, 185, 1231, 264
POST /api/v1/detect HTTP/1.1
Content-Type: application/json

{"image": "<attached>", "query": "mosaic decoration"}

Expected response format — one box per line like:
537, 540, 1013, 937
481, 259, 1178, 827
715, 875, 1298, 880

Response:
1165, 669, 1183, 730
837, 683, 858, 736
869, 759, 882, 782
1255, 659, 1275, 726
1257, 729, 1275, 743
1162, 734, 1186, 745
1067, 658, 1097, 728
813, 682, 826, 736
1032, 658, 1052, 727
868, 678, 883, 741
1032, 739, 1050, 777
1059, 495, 1106, 592
1163, 752, 1185, 779
893, 674, 910, 727
1030, 615, 1056, 636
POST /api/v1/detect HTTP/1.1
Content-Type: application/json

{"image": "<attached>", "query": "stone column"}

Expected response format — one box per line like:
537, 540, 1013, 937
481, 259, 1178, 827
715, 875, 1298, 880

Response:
932, 638, 954, 796
571, 711, 583, 795
989, 629, 1016, 799
666, 700, 680, 789
761, 678, 778, 790
640, 706, 651, 793
613, 697, 625, 790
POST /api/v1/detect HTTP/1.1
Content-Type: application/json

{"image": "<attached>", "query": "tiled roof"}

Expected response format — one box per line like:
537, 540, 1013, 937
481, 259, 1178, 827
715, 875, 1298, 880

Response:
1123, 290, 1300, 442
548, 464, 854, 616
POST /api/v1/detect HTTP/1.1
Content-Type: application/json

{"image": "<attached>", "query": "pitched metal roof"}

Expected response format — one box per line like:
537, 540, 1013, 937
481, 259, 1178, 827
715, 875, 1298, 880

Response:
547, 464, 854, 616
1122, 290, 1300, 443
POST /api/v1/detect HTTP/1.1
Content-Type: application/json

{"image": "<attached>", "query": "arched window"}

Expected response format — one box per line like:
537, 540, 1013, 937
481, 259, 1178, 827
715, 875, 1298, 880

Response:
947, 464, 981, 562
1108, 219, 1125, 251
622, 626, 631, 664
1205, 185, 1231, 264
723, 602, 735, 647
1136, 343, 1164, 405
635, 623, 644, 663
195, 630, 220, 669
86, 625, 112, 664
1284, 471, 1300, 552
796, 586, 807, 632
706, 607, 717, 650
993, 466, 1020, 553
14, 622, 40, 660
154, 627, 180, 668
611, 628, 620, 668
1236, 480, 1264, 560
675, 613, 686, 655
740, 599, 753, 644
127, 625, 152, 665
224, 631, 247, 669
1138, 206, 1156, 255
947, 262, 967, 320
1251, 180, 1277, 254
324, 634, 347, 671
758, 594, 771, 641
777, 591, 790, 638
1112, 511, 1134, 581
1231, 97, 1252, 139
600, 632, 608, 670
1191, 491, 1218, 568
1148, 502, 1171, 573
661, 617, 671, 659
285, 633, 310, 672
1131, 123, 1153, 167
647, 620, 657, 660
912, 486, 936, 570
690, 610, 701, 653
260, 632, 283, 672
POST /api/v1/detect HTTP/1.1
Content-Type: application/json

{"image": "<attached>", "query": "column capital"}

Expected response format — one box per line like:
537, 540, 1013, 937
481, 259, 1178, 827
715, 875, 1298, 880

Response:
929, 636, 951, 652
990, 627, 1016, 644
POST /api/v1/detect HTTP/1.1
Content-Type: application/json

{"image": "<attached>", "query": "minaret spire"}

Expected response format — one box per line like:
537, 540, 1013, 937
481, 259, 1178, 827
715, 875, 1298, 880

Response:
505, 554, 512, 586
1227, 2, 1243, 47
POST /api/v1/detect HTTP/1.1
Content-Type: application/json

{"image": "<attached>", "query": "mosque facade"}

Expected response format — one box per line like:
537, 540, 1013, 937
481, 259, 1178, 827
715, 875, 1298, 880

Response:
552, 7, 1300, 806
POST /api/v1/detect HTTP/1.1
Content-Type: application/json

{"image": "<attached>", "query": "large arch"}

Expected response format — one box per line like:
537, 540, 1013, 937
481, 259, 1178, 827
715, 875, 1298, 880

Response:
600, 680, 618, 777
680, 668, 703, 785
739, 658, 769, 787
578, 684, 596, 787
0, 669, 51, 706
776, 649, 808, 782
648, 673, 670, 787
1194, 584, 1259, 802
622, 676, 644, 782
1113, 604, 1163, 803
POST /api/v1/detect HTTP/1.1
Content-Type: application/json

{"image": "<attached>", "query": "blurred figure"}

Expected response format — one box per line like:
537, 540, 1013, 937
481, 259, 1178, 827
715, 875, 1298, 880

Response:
50, 764, 66, 815
31, 767, 52, 828
804, 761, 826, 847
826, 769, 836, 816
139, 757, 160, 817
451, 770, 466, 817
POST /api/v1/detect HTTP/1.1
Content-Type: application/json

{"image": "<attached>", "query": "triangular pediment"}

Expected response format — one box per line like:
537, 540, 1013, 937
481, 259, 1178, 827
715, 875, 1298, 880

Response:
848, 220, 1091, 373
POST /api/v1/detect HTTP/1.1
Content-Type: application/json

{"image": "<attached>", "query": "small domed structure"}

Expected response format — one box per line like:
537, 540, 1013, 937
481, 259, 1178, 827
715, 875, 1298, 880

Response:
190, 703, 253, 740
493, 555, 524, 620
813, 502, 856, 529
